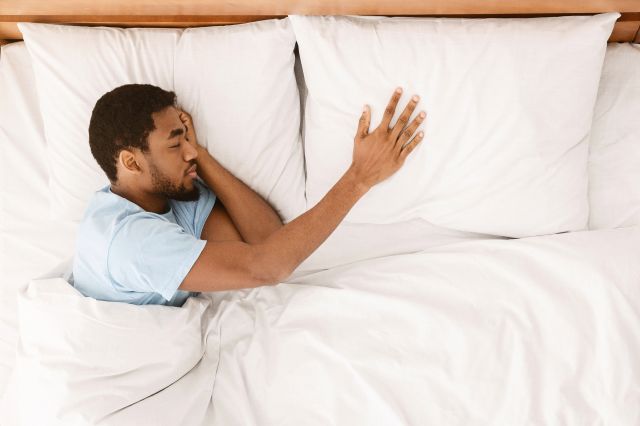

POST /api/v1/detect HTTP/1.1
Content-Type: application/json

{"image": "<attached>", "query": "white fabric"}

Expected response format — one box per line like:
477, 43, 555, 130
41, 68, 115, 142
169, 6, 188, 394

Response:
175, 20, 306, 222
0, 38, 310, 401
0, 36, 490, 405
18, 23, 179, 221
4, 273, 215, 426
18, 19, 306, 223
588, 43, 640, 229
0, 42, 79, 400
3, 18, 639, 426
1, 227, 639, 425
290, 13, 620, 237
0, 42, 49, 224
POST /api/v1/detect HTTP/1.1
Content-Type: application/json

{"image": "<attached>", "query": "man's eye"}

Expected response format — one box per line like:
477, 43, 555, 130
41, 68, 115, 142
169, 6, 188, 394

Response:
170, 144, 180, 148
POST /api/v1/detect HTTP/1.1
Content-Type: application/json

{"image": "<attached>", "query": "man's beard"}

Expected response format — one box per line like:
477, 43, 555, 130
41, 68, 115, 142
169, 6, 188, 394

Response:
149, 162, 200, 202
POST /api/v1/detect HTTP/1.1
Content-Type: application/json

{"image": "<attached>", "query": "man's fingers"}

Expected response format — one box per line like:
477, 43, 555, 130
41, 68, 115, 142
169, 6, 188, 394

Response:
400, 131, 425, 159
390, 94, 420, 141
178, 109, 192, 123
379, 87, 403, 130
357, 104, 371, 138
394, 110, 426, 152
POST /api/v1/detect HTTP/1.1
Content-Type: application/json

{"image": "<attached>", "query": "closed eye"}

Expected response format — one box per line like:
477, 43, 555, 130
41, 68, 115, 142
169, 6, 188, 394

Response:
170, 144, 180, 148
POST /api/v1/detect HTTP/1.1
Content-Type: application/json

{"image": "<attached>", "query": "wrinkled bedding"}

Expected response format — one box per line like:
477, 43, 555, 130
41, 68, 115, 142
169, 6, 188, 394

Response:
2, 226, 639, 425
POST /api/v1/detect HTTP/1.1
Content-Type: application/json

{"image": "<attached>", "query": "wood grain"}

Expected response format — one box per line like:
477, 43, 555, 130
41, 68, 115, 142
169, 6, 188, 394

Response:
1, 0, 640, 15
1, 0, 639, 42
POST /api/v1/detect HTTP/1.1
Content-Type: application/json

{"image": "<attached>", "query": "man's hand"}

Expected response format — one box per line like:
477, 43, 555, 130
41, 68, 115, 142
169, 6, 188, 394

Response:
350, 87, 426, 189
177, 109, 200, 150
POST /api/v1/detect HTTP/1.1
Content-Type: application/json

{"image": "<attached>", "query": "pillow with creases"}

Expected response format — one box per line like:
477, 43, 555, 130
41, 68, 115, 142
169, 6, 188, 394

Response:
19, 19, 306, 223
588, 42, 640, 230
291, 13, 619, 237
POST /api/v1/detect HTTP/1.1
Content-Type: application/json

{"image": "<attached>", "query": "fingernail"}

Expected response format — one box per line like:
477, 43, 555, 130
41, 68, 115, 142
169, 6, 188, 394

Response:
419, 131, 424, 137
412, 95, 420, 102
396, 87, 403, 93
419, 111, 426, 118
363, 104, 368, 112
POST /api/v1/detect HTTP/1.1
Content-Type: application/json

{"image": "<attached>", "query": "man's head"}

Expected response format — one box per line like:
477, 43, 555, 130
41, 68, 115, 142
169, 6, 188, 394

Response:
89, 84, 200, 203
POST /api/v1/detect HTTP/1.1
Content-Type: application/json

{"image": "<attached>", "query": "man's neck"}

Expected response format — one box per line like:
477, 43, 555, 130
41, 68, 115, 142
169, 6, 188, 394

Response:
110, 183, 170, 214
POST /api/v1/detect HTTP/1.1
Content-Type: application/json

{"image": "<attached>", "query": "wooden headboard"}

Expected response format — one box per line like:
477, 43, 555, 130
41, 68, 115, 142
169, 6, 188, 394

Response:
1, 0, 639, 45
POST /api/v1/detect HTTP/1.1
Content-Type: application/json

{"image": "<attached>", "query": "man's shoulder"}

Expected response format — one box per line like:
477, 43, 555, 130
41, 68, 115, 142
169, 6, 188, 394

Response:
78, 187, 167, 244
82, 185, 132, 217
85, 185, 173, 225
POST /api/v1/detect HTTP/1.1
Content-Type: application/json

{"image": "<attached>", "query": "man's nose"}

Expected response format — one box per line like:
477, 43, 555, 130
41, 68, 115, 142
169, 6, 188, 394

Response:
184, 142, 198, 161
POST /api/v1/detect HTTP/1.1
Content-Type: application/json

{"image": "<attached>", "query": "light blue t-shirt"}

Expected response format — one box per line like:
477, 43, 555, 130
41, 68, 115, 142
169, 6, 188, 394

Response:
72, 178, 216, 307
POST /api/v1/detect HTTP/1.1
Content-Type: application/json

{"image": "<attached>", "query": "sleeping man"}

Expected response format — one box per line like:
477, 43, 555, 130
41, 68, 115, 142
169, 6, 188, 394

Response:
72, 84, 426, 307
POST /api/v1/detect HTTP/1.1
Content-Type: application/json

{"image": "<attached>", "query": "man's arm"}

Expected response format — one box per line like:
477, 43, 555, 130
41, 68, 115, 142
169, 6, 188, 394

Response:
177, 109, 281, 244
178, 110, 282, 243
179, 87, 426, 292
181, 167, 369, 291
200, 199, 244, 242
195, 146, 283, 244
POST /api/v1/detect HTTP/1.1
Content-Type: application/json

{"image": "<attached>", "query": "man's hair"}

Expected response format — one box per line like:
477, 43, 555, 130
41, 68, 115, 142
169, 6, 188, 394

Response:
88, 84, 177, 183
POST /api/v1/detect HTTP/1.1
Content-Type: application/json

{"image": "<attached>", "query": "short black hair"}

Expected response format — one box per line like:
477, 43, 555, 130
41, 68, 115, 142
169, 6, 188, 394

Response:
88, 84, 177, 183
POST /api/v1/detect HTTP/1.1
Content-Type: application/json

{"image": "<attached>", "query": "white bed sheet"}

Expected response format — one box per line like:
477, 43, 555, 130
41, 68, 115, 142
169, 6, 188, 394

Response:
1, 226, 639, 425
211, 227, 640, 425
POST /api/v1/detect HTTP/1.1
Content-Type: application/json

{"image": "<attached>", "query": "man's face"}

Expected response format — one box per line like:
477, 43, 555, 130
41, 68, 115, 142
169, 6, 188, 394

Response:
144, 106, 200, 202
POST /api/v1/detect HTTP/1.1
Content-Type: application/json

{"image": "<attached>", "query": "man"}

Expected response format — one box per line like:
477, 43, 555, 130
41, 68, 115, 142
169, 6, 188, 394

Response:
72, 84, 425, 307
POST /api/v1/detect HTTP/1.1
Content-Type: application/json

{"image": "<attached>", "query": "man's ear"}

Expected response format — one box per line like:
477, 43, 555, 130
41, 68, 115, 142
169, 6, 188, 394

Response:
118, 149, 143, 175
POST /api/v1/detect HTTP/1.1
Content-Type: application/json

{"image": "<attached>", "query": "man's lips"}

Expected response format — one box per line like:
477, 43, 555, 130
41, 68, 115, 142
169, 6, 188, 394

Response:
186, 165, 197, 176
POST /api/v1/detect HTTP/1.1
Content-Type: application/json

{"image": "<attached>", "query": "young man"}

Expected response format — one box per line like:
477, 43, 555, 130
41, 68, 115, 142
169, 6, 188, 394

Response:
72, 84, 426, 307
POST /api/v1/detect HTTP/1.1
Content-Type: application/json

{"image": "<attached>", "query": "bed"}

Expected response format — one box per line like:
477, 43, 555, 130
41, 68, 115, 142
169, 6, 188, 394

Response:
1, 1, 639, 424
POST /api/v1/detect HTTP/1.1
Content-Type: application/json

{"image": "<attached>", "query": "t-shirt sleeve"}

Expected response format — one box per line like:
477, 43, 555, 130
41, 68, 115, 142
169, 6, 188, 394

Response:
171, 178, 217, 239
107, 214, 206, 301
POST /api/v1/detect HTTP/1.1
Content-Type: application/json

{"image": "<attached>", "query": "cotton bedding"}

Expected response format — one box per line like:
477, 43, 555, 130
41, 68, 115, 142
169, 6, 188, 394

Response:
0, 41, 79, 399
1, 226, 639, 425
1, 22, 640, 426
0, 38, 497, 412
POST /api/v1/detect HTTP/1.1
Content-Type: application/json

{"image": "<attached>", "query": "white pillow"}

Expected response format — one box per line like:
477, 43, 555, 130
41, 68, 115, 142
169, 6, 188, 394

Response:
0, 42, 50, 225
18, 20, 306, 223
174, 20, 306, 222
18, 23, 179, 221
290, 13, 620, 237
588, 43, 640, 230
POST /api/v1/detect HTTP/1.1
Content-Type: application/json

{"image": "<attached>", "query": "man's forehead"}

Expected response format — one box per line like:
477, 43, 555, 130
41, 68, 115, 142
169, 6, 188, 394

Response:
150, 107, 184, 139
152, 106, 180, 128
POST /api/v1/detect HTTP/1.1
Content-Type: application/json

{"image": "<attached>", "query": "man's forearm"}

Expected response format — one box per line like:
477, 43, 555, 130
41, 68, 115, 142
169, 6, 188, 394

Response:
256, 165, 370, 280
195, 145, 283, 244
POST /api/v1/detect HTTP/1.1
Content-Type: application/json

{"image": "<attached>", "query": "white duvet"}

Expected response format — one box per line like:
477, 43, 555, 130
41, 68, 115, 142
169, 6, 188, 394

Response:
1, 225, 639, 425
